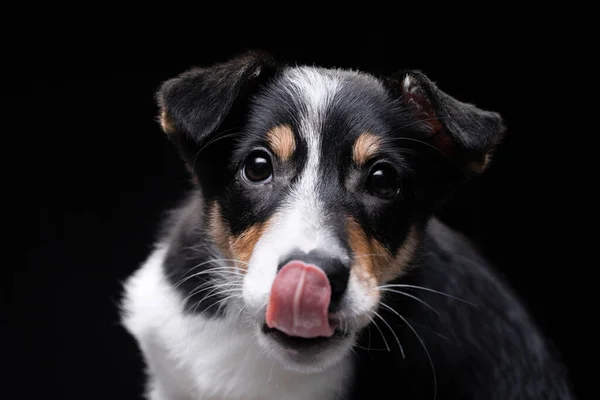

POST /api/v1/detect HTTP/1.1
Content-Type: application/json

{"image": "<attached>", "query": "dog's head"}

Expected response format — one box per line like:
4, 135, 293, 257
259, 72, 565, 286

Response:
157, 51, 506, 372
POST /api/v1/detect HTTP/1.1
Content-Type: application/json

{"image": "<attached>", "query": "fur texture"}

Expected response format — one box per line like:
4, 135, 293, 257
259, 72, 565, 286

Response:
120, 51, 574, 399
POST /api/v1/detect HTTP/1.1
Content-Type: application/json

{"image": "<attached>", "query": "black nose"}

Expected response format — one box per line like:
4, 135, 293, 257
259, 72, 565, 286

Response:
278, 249, 350, 312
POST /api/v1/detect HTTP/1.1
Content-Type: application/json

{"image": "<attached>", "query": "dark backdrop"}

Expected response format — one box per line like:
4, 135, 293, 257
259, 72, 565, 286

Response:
11, 13, 581, 400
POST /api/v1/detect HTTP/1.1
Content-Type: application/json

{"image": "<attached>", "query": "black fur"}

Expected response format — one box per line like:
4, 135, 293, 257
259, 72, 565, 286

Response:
349, 220, 574, 399
152, 51, 575, 399
160, 196, 230, 318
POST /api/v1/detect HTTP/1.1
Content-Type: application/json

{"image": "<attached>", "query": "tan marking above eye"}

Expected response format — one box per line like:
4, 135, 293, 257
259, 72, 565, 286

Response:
352, 132, 381, 166
266, 124, 296, 161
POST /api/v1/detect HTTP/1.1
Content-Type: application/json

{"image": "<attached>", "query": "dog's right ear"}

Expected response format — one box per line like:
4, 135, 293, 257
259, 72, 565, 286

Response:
155, 51, 278, 159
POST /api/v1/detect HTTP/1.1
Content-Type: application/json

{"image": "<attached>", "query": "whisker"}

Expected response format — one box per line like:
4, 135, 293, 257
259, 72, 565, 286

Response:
180, 259, 249, 275
368, 315, 391, 352
186, 291, 244, 343
173, 259, 248, 286
374, 309, 405, 359
378, 288, 440, 315
377, 284, 477, 306
183, 278, 237, 296
185, 289, 243, 347
354, 314, 388, 352
189, 283, 243, 302
185, 285, 243, 313
352, 341, 388, 352
186, 276, 243, 293
203, 292, 244, 315
403, 318, 450, 342
184, 280, 243, 304
379, 302, 437, 400
173, 267, 245, 290
184, 286, 229, 348
173, 264, 242, 283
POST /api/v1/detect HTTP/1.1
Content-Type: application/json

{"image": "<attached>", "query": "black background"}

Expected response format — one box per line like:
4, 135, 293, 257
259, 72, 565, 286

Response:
10, 11, 582, 400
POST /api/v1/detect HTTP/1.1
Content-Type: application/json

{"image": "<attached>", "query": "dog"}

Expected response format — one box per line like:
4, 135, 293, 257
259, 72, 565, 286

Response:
119, 51, 575, 399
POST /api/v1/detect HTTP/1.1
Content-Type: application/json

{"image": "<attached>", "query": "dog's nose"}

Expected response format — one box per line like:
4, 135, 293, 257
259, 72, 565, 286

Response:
277, 249, 350, 312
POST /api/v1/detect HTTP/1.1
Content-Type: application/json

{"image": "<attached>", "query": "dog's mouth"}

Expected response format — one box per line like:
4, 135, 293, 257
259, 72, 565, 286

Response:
261, 323, 348, 350
254, 260, 357, 362
264, 261, 341, 338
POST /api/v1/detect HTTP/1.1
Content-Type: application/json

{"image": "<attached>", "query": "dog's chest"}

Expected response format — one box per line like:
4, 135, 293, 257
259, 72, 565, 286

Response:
145, 318, 350, 400
121, 247, 351, 400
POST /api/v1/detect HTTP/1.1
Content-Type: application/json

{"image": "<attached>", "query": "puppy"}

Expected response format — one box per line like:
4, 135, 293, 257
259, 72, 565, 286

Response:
120, 51, 574, 399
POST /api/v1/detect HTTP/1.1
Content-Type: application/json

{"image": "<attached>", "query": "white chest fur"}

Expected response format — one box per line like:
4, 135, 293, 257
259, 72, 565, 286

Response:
120, 246, 353, 400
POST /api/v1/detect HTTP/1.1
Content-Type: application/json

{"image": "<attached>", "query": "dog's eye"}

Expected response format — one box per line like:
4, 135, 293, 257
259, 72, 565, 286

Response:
366, 164, 399, 199
243, 150, 273, 183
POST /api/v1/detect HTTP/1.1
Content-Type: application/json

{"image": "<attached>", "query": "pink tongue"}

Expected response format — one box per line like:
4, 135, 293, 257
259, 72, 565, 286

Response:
266, 261, 334, 338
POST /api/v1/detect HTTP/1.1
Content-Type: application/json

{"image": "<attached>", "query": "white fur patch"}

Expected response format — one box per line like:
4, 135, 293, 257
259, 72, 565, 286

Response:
242, 66, 382, 371
243, 67, 345, 323
121, 245, 352, 400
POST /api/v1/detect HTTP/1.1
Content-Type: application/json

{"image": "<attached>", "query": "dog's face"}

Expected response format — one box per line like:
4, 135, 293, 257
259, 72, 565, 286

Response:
158, 52, 505, 373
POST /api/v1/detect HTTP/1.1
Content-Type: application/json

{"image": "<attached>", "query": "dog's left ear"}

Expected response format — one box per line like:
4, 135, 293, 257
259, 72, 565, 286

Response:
389, 70, 507, 176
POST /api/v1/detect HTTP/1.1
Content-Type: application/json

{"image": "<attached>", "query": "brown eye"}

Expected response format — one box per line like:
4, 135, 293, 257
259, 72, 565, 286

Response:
243, 150, 273, 183
366, 164, 399, 199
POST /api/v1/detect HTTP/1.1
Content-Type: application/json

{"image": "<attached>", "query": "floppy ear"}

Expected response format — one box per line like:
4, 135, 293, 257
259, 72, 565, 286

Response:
155, 50, 278, 164
391, 70, 507, 176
